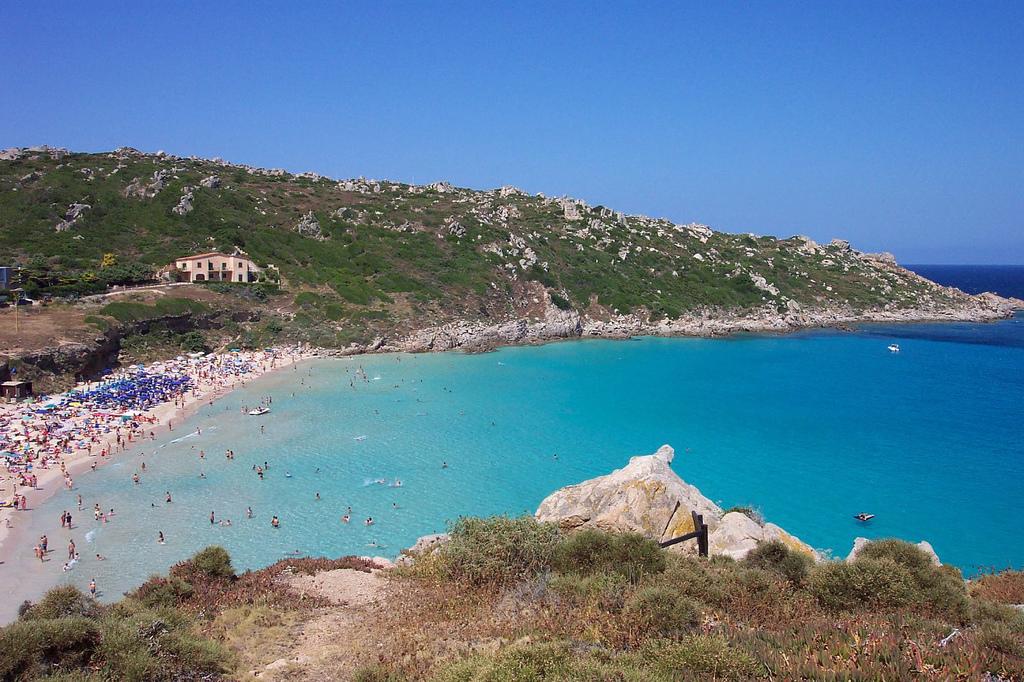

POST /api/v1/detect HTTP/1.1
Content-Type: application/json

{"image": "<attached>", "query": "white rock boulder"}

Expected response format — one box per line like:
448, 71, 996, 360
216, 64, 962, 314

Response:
536, 445, 817, 561
536, 445, 716, 546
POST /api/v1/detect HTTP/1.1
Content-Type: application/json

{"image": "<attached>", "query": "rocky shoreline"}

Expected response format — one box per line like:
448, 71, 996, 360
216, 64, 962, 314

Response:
358, 290, 1022, 355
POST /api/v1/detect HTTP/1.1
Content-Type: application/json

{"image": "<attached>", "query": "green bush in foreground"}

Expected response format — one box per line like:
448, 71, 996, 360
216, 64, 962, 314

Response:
438, 516, 561, 587
554, 529, 666, 582
810, 557, 918, 611
431, 637, 764, 681
0, 617, 100, 680
188, 545, 235, 579
809, 539, 969, 619
743, 540, 813, 585
20, 586, 100, 621
625, 586, 701, 637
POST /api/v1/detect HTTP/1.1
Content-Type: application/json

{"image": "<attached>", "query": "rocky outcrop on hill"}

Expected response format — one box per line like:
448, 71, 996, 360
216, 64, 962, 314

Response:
295, 210, 325, 239
54, 202, 91, 232
535, 445, 818, 560
172, 188, 194, 215
123, 169, 172, 199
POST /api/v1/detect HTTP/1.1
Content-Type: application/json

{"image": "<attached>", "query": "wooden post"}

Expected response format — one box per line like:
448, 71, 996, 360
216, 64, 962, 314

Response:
693, 511, 709, 558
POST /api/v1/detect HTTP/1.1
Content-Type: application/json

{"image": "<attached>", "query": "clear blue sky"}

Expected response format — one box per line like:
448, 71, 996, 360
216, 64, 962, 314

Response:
2, 1, 1022, 263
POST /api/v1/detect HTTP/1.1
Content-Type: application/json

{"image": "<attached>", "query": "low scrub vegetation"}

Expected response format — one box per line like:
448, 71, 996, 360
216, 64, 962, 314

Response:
4, 529, 1023, 681
97, 297, 208, 323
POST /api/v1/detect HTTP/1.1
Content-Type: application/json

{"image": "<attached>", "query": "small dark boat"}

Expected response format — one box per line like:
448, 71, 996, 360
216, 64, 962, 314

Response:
854, 513, 875, 522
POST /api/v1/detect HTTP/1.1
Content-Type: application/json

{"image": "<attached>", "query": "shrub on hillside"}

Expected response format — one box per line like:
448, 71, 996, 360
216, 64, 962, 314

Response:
810, 558, 918, 611
0, 617, 100, 680
624, 586, 701, 636
810, 540, 970, 619
553, 529, 666, 582
971, 570, 1024, 606
662, 556, 728, 606
95, 601, 228, 680
858, 539, 969, 620
855, 539, 935, 571
173, 546, 235, 581
437, 516, 561, 587
639, 635, 764, 680
743, 540, 813, 585
131, 576, 195, 609
548, 572, 629, 609
21, 586, 101, 621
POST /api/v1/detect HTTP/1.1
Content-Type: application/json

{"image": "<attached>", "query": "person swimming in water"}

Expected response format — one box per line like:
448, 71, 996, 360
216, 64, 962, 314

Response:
271, 516, 280, 528
158, 531, 165, 544
365, 517, 374, 526
246, 506, 253, 518
341, 514, 350, 523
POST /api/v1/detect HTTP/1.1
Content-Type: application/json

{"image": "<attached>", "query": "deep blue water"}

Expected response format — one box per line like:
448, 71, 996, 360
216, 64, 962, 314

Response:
908, 264, 1024, 299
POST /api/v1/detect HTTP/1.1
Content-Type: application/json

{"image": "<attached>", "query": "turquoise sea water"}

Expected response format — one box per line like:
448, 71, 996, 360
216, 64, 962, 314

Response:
6, 313, 1024, 607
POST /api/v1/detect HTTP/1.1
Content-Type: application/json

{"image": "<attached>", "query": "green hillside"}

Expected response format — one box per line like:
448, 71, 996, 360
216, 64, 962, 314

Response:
0, 145, 959, 334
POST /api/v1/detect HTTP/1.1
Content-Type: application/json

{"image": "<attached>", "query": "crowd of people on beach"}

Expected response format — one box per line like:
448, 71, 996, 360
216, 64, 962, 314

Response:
0, 347, 308, 536
0, 346, 473, 609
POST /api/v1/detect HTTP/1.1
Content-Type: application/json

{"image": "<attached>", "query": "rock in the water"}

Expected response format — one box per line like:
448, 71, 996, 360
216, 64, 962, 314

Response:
846, 537, 941, 565
535, 445, 721, 546
535, 444, 817, 560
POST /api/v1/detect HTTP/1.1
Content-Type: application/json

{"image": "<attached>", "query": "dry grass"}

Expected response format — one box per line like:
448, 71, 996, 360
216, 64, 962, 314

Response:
971, 571, 1024, 606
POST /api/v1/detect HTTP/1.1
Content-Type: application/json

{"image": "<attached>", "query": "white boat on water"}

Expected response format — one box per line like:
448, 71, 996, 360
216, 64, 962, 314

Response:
247, 407, 270, 416
887, 344, 901, 353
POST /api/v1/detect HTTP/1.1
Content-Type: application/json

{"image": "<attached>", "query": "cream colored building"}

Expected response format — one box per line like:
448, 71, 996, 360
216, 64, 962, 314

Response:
172, 252, 260, 283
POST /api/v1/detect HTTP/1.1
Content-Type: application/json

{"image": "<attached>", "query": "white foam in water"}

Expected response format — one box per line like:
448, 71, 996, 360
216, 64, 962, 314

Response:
85, 529, 96, 543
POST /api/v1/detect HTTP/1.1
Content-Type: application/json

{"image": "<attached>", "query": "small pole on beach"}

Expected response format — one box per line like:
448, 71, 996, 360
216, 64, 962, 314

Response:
12, 288, 23, 336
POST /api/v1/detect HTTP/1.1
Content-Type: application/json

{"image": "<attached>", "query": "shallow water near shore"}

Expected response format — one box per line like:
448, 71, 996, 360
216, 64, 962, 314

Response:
4, 313, 1023, 615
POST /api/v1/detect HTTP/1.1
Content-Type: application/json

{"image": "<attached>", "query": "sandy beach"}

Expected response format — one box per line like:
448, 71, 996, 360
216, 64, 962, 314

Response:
0, 346, 315, 587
